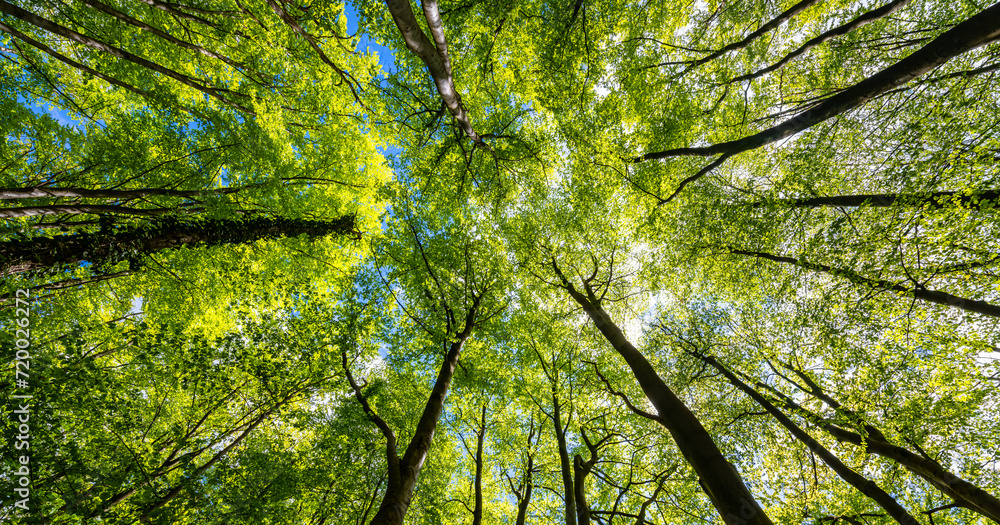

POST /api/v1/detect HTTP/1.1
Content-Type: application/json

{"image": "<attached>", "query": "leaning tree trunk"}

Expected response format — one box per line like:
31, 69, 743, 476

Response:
0, 215, 357, 276
641, 1, 1000, 161
383, 0, 482, 144
724, 248, 1000, 318
639, 2, 1000, 203
367, 301, 481, 525
0, 1, 253, 112
550, 259, 773, 525
689, 350, 921, 525
754, 190, 1000, 209
761, 369, 1000, 523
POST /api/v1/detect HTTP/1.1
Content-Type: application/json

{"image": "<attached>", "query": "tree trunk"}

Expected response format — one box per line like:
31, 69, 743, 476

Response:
0, 204, 181, 219
383, 0, 482, 144
725, 248, 1000, 318
553, 387, 577, 525
0, 187, 241, 200
368, 302, 481, 525
0, 1, 253, 113
641, 1, 1000, 161
640, 2, 1000, 204
0, 19, 156, 102
573, 431, 604, 525
0, 215, 357, 276
472, 404, 487, 525
574, 454, 593, 525
690, 350, 920, 525
550, 259, 773, 525
758, 376, 1000, 522
755, 190, 1000, 209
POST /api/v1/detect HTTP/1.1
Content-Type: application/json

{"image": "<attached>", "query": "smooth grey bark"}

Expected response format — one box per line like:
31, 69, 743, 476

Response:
0, 187, 240, 201
0, 204, 187, 219
383, 0, 482, 144
0, 19, 155, 102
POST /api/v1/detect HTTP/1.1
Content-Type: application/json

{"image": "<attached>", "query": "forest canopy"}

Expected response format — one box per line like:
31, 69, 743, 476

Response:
1, 0, 999, 524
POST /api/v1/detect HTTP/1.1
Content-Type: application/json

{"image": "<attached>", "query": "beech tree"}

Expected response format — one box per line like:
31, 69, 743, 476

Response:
3, 0, 999, 524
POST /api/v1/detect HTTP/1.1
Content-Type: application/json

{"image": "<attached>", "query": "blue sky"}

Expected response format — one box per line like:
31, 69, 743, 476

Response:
343, 4, 396, 77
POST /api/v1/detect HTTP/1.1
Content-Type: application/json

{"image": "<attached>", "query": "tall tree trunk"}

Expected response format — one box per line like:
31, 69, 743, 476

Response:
687, 349, 920, 525
573, 455, 593, 525
550, 258, 773, 525
366, 300, 482, 525
0, 204, 183, 219
641, 1, 1000, 161
383, 0, 482, 144
640, 1, 1000, 202
757, 372, 1000, 522
0, 186, 241, 200
0, 19, 156, 103
553, 384, 577, 525
472, 404, 487, 525
0, 215, 357, 276
0, 1, 254, 113
754, 190, 1000, 209
724, 247, 1000, 318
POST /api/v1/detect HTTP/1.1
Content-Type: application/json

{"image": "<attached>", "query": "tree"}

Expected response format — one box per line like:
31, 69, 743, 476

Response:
4, 0, 1000, 523
0, 215, 358, 276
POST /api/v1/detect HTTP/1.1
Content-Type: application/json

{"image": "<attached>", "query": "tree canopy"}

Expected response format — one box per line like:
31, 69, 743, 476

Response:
2, 0, 999, 524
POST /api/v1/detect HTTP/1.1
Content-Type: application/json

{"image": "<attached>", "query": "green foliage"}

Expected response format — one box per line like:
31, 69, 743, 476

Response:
2, 0, 999, 523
